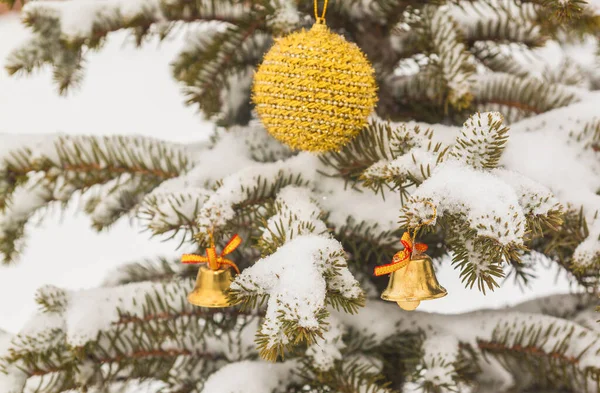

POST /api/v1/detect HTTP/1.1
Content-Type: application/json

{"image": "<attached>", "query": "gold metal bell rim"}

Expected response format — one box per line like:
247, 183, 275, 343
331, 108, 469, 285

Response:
187, 265, 239, 308
380, 254, 447, 311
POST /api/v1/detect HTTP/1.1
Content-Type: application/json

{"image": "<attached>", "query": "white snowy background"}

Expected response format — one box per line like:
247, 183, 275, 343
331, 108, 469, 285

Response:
0, 12, 573, 335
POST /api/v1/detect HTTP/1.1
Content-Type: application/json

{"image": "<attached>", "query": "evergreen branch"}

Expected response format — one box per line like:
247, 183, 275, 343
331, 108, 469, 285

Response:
472, 73, 578, 123
0, 135, 190, 264
84, 175, 160, 231
443, 218, 510, 294
452, 1, 545, 48
477, 317, 600, 392
470, 41, 532, 78
8, 0, 260, 94
139, 189, 210, 243
102, 257, 188, 287
3, 279, 259, 391
320, 118, 446, 195
531, 208, 599, 288
413, 5, 475, 112
174, 23, 271, 124
569, 119, 600, 152
449, 111, 509, 170
300, 355, 397, 393
319, 118, 407, 184
230, 187, 364, 361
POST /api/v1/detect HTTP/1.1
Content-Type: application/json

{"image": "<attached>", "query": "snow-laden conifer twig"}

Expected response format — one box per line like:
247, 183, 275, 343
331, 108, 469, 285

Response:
0, 134, 191, 263
471, 72, 580, 123
229, 186, 363, 361
333, 300, 600, 393
0, 280, 263, 393
415, 5, 475, 111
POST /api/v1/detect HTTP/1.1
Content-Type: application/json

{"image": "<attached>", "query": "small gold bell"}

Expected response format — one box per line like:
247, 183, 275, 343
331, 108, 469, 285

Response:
381, 255, 447, 310
182, 234, 243, 308
187, 266, 237, 308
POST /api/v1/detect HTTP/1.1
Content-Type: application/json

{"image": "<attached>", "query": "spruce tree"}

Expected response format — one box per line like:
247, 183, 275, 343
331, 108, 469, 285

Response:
1, 0, 600, 392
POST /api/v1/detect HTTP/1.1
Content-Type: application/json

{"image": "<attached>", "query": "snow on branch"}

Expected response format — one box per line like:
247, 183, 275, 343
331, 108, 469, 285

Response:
400, 158, 557, 291
449, 112, 509, 170
404, 166, 523, 246
141, 187, 212, 242
416, 5, 475, 111
416, 334, 462, 392
1, 279, 262, 392
449, 1, 544, 48
8, 0, 262, 96
257, 186, 328, 253
477, 313, 600, 391
20, 0, 252, 43
361, 124, 447, 193
334, 300, 600, 393
191, 152, 400, 245
139, 122, 293, 241
500, 99, 600, 273
472, 73, 579, 123
230, 187, 363, 361
201, 360, 298, 393
0, 134, 190, 263
173, 23, 271, 123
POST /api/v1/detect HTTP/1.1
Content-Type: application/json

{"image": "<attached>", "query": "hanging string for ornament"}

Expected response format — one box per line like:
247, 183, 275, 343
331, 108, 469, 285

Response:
314, 0, 328, 23
182, 232, 242, 274
374, 202, 437, 276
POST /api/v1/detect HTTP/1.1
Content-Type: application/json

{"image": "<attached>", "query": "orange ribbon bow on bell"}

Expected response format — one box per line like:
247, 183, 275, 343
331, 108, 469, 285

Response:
182, 234, 242, 274
374, 232, 428, 276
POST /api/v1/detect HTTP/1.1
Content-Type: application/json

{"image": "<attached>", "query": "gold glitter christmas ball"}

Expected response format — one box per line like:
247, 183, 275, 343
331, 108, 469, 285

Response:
252, 23, 378, 152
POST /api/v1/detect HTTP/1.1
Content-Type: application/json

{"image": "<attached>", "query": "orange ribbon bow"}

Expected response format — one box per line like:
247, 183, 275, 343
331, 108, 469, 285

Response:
182, 234, 242, 274
373, 232, 428, 276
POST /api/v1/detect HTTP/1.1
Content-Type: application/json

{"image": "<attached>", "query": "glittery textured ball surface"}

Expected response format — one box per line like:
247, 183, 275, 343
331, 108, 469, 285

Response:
252, 23, 378, 152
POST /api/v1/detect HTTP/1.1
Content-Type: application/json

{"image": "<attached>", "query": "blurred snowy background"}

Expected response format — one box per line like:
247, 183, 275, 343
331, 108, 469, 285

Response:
0, 11, 574, 334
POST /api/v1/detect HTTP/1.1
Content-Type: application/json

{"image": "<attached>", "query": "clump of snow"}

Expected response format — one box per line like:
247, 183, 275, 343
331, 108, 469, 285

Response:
86, 174, 146, 227
201, 360, 298, 393
492, 169, 561, 217
203, 318, 259, 361
265, 0, 301, 33
420, 334, 460, 388
450, 112, 506, 170
305, 315, 345, 371
406, 160, 526, 245
141, 187, 212, 235
573, 219, 600, 268
262, 186, 327, 243
363, 147, 438, 183
63, 279, 191, 346
0, 330, 27, 393
231, 235, 361, 350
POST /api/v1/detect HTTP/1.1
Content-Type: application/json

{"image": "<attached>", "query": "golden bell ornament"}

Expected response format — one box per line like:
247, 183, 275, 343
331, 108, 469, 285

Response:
182, 234, 242, 308
380, 254, 447, 310
187, 265, 237, 308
